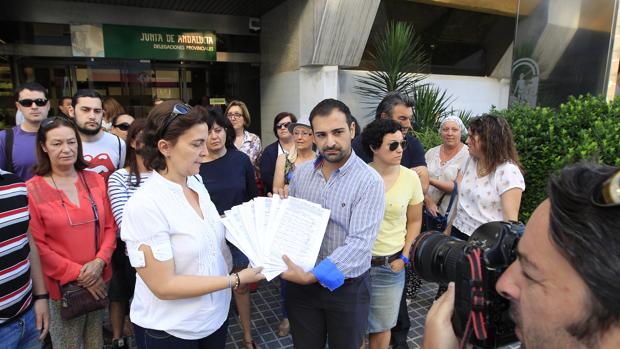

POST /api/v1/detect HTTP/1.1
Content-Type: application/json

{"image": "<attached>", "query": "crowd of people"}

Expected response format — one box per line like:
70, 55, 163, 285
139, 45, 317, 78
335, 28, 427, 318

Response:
0, 81, 618, 349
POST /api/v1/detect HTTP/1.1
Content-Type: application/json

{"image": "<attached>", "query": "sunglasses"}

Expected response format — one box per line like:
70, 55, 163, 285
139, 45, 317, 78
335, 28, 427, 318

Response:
159, 103, 191, 138
18, 98, 48, 107
388, 140, 408, 151
276, 122, 291, 130
113, 122, 131, 131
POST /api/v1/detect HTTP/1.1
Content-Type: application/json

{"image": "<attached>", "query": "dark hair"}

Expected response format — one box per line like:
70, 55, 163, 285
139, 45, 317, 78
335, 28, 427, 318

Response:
125, 118, 147, 187
548, 163, 620, 344
58, 96, 72, 106
468, 114, 522, 174
205, 106, 236, 149
375, 92, 413, 120
15, 82, 48, 101
111, 113, 134, 127
72, 89, 103, 108
309, 99, 354, 129
33, 117, 89, 176
225, 100, 251, 128
360, 119, 403, 158
272, 112, 298, 138
140, 100, 208, 172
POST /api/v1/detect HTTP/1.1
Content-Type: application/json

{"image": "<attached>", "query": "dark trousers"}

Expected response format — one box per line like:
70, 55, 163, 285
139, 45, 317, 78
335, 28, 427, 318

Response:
133, 320, 228, 349
286, 272, 370, 349
390, 286, 410, 348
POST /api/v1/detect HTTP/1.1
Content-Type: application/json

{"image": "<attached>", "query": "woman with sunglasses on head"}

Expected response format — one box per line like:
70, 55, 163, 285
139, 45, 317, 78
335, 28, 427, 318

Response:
121, 101, 264, 349
110, 113, 135, 141
360, 119, 423, 349
225, 100, 261, 166
258, 112, 297, 195
199, 108, 261, 349
452, 114, 525, 240
272, 122, 316, 193
27, 117, 117, 349
107, 118, 150, 348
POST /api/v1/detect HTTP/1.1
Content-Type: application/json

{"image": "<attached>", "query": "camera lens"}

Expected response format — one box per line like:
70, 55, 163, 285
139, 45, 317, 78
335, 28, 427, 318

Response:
412, 232, 468, 284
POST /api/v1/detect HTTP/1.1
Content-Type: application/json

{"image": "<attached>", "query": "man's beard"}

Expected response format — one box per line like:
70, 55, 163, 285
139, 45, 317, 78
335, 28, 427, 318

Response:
77, 123, 101, 136
320, 145, 348, 163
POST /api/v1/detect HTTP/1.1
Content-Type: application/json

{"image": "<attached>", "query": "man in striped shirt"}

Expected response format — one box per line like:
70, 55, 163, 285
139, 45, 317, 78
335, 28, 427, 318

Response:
0, 170, 49, 348
280, 99, 385, 349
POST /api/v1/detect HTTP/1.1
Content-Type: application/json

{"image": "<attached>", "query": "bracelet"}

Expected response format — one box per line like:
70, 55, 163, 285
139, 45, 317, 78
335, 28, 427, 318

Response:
233, 272, 240, 290
399, 253, 410, 265
32, 293, 49, 301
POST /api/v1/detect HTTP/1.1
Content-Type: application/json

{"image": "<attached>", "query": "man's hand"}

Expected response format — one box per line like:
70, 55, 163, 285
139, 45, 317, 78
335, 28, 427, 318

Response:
281, 255, 316, 284
85, 277, 107, 300
423, 282, 459, 349
78, 258, 104, 287
390, 258, 406, 273
33, 298, 49, 340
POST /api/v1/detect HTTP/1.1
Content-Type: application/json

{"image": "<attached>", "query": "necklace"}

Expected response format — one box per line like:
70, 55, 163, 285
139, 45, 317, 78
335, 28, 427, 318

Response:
476, 163, 490, 177
440, 144, 460, 166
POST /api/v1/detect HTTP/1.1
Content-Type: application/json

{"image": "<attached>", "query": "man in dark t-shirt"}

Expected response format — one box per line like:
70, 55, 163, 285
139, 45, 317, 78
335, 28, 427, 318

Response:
351, 92, 428, 349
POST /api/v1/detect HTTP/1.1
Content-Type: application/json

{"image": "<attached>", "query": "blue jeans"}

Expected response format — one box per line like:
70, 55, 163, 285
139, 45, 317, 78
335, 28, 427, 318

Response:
0, 307, 41, 349
368, 264, 405, 333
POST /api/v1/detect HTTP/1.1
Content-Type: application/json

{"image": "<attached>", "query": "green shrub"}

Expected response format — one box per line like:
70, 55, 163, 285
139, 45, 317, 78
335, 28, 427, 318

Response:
495, 95, 620, 220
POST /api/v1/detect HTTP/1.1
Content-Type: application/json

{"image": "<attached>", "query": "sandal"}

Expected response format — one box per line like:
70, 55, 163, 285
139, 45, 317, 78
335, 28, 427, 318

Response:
277, 318, 290, 337
244, 340, 262, 349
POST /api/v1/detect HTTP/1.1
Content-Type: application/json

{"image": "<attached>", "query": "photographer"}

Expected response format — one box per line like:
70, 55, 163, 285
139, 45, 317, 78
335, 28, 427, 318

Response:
423, 163, 620, 349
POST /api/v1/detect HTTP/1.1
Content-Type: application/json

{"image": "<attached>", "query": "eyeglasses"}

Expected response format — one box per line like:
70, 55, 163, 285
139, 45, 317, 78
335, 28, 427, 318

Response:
51, 173, 99, 227
18, 98, 48, 107
113, 122, 131, 131
388, 140, 408, 151
293, 130, 312, 137
276, 122, 291, 129
159, 103, 191, 138
227, 112, 243, 119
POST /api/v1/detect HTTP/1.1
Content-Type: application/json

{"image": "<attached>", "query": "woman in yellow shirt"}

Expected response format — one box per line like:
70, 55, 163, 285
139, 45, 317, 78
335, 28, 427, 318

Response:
360, 119, 424, 349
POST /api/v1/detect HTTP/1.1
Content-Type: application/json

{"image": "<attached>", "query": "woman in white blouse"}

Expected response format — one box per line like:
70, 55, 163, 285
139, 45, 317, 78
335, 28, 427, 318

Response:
121, 101, 264, 349
452, 114, 525, 240
424, 116, 469, 218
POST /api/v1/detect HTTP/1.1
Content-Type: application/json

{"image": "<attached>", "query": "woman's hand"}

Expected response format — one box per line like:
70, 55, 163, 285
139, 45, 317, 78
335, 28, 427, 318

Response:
77, 258, 105, 287
390, 258, 406, 273
237, 267, 265, 284
85, 277, 107, 300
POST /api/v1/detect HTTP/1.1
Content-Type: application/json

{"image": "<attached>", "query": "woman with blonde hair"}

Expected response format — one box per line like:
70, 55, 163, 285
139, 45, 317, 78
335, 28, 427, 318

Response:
225, 100, 261, 165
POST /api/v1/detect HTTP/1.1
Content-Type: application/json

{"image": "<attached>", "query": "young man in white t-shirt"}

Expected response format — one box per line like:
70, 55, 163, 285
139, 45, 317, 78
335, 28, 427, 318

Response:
71, 90, 126, 182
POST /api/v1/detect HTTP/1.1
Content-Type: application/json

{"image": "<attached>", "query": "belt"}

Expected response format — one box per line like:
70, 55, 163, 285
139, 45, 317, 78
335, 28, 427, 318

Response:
370, 251, 401, 266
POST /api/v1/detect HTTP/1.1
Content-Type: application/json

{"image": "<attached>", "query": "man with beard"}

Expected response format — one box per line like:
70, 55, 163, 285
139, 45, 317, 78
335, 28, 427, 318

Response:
277, 99, 385, 349
0, 82, 51, 180
423, 162, 620, 349
71, 90, 125, 182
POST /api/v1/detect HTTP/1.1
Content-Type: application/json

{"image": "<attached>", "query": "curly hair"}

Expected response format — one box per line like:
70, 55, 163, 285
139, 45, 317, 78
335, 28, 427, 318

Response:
360, 118, 403, 158
468, 114, 522, 174
139, 100, 208, 172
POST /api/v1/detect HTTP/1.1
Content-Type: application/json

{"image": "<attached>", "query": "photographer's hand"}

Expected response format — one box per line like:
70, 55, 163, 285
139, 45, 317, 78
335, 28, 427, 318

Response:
423, 282, 459, 349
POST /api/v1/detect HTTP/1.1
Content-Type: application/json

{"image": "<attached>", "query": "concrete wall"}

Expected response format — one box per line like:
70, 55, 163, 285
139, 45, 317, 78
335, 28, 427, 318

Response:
338, 70, 510, 127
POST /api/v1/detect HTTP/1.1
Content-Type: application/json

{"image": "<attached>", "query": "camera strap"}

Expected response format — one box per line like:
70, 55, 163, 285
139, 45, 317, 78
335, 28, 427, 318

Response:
460, 248, 488, 349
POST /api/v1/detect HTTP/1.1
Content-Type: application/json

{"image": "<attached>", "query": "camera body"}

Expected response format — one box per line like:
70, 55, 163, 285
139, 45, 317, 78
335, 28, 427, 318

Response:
412, 221, 524, 348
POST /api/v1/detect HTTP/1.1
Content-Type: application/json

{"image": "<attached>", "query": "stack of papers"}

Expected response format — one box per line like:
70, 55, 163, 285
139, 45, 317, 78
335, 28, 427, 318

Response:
221, 195, 330, 281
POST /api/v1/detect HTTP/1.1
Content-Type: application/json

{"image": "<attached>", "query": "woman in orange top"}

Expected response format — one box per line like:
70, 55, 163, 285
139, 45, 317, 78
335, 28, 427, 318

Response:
27, 117, 116, 349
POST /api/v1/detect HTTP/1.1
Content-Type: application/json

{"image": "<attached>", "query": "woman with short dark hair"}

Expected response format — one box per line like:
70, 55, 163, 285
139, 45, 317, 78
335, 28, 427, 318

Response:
361, 118, 423, 349
27, 117, 117, 349
258, 112, 298, 194
120, 100, 264, 349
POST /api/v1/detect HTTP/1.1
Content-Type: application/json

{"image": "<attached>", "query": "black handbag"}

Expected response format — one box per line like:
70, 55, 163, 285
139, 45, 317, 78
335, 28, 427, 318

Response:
59, 174, 108, 320
423, 181, 458, 232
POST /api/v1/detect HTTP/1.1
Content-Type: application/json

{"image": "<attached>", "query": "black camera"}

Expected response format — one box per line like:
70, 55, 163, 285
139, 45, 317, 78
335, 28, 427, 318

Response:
411, 221, 524, 348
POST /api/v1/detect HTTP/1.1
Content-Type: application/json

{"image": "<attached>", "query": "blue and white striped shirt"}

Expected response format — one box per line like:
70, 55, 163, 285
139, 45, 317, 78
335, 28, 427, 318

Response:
289, 151, 384, 290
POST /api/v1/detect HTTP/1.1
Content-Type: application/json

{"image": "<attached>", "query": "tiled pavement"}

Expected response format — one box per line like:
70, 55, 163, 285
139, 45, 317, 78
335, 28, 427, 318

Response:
225, 280, 521, 349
